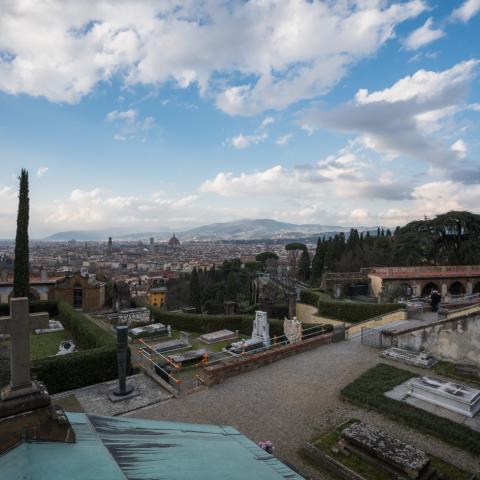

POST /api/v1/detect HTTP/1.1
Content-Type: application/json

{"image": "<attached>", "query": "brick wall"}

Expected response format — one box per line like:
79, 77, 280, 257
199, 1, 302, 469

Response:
201, 333, 333, 386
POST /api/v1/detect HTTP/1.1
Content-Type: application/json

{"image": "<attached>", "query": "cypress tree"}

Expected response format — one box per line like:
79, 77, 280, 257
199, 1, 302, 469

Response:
13, 169, 30, 298
298, 249, 311, 281
189, 267, 202, 313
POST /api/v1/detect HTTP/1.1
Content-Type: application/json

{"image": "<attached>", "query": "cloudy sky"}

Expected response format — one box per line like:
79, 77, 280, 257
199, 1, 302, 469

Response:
0, 0, 479, 237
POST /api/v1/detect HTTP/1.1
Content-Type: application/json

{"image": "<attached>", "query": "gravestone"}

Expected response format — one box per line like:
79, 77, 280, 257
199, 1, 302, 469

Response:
129, 322, 168, 339
0, 297, 50, 418
34, 319, 64, 335
341, 422, 430, 479
407, 376, 480, 417
283, 316, 302, 344
168, 348, 208, 366
252, 310, 270, 347
198, 329, 237, 344
153, 331, 191, 354
382, 348, 436, 368
226, 311, 270, 355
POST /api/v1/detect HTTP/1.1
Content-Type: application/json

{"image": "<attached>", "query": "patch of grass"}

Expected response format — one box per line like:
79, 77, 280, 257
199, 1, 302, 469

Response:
433, 360, 480, 389
429, 456, 472, 480
30, 330, 74, 360
308, 419, 473, 480
341, 363, 480, 456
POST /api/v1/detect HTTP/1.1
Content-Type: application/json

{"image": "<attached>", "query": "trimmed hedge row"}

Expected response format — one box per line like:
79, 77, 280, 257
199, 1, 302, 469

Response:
0, 300, 59, 317
31, 301, 120, 394
316, 300, 402, 324
341, 363, 480, 455
299, 289, 324, 307
136, 300, 331, 338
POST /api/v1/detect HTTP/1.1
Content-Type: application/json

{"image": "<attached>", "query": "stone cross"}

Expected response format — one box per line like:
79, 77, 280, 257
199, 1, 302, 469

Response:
0, 297, 48, 398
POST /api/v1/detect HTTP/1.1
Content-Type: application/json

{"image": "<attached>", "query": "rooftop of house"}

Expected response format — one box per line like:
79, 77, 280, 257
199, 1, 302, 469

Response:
0, 412, 303, 480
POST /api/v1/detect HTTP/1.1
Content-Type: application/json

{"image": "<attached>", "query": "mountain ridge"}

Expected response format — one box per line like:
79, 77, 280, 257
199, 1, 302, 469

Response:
42, 219, 379, 242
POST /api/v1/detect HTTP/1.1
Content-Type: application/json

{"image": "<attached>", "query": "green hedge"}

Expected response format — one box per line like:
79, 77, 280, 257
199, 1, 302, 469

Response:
316, 300, 402, 323
300, 290, 325, 307
0, 300, 59, 317
31, 302, 121, 394
135, 300, 331, 338
341, 363, 480, 455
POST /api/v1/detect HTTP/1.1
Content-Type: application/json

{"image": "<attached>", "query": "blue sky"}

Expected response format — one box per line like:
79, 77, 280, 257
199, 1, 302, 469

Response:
0, 0, 479, 237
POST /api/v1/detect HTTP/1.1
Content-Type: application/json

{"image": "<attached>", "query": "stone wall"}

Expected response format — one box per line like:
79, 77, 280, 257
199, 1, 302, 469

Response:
347, 309, 406, 336
388, 313, 480, 367
201, 333, 333, 386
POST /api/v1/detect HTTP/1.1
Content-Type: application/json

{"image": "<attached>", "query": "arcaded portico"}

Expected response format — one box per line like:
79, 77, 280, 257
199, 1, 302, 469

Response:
368, 265, 480, 300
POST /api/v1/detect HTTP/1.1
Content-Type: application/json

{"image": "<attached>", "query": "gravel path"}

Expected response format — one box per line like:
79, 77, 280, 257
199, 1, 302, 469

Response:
126, 340, 480, 479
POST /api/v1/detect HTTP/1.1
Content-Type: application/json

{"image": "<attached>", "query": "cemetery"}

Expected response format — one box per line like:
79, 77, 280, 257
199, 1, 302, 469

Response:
341, 363, 480, 456
302, 419, 474, 480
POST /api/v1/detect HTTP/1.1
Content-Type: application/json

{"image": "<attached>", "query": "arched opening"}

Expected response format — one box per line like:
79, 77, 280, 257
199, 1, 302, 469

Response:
73, 283, 83, 309
399, 283, 414, 298
448, 281, 466, 296
422, 282, 440, 297
473, 282, 480, 294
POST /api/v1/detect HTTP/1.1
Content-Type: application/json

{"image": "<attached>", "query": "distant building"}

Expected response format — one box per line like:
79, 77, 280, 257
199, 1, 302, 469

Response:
147, 277, 167, 309
168, 234, 181, 249
0, 269, 64, 303
53, 272, 105, 311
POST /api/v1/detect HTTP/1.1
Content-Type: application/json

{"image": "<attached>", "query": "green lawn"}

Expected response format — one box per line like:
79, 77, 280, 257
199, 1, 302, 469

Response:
306, 419, 472, 480
1, 329, 75, 361
341, 363, 480, 456
433, 360, 480, 389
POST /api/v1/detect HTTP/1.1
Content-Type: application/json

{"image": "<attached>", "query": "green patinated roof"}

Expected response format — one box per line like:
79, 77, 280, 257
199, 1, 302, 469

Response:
0, 412, 303, 480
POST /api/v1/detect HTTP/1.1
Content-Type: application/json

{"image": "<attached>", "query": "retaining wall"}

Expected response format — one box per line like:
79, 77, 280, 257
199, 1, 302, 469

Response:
201, 333, 333, 386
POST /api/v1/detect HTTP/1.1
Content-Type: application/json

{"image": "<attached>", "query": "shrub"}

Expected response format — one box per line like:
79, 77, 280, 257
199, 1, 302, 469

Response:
30, 302, 121, 394
341, 363, 480, 455
299, 290, 324, 307
316, 300, 402, 323
134, 299, 330, 338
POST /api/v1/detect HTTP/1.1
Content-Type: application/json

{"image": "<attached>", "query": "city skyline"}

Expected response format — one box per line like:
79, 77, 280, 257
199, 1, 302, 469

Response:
1, 0, 480, 236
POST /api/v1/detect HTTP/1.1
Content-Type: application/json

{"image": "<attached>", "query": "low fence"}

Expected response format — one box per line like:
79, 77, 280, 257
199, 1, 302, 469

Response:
301, 443, 365, 480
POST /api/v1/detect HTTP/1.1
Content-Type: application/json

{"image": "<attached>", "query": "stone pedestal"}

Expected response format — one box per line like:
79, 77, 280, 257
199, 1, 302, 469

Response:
0, 381, 51, 419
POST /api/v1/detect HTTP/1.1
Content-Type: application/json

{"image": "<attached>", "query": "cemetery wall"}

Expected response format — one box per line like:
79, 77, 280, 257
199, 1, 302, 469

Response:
390, 313, 480, 367
348, 309, 406, 336
202, 333, 333, 386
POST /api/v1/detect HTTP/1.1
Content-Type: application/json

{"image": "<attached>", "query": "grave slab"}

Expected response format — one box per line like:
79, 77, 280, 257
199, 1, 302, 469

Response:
382, 348, 436, 368
198, 329, 237, 344
168, 348, 209, 366
34, 320, 64, 335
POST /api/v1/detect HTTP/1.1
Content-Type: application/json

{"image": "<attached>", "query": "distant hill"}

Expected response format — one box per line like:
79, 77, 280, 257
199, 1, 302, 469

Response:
43, 219, 378, 242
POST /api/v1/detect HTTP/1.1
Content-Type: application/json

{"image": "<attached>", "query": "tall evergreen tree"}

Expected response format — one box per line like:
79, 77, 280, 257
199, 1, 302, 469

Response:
189, 267, 202, 312
13, 169, 30, 298
311, 237, 325, 285
298, 249, 311, 281
225, 271, 237, 302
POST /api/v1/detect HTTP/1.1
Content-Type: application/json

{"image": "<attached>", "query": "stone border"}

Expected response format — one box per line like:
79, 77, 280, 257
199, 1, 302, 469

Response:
301, 443, 365, 480
201, 333, 333, 386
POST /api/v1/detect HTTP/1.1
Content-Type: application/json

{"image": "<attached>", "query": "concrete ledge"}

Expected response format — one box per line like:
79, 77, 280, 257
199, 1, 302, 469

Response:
202, 333, 333, 386
301, 443, 365, 480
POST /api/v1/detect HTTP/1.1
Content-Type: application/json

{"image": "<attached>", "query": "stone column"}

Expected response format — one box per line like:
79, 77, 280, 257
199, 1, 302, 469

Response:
288, 292, 296, 320
112, 326, 133, 397
441, 282, 448, 297
467, 281, 473, 295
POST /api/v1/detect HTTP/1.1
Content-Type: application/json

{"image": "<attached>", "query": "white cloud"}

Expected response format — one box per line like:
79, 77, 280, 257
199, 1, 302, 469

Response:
276, 134, 293, 146
403, 17, 444, 50
0, 0, 426, 115
36, 166, 49, 177
451, 0, 480, 22
450, 139, 468, 159
228, 116, 274, 149
44, 188, 201, 227
105, 108, 154, 141
298, 60, 479, 172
